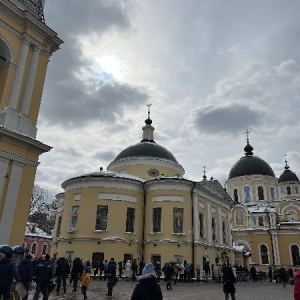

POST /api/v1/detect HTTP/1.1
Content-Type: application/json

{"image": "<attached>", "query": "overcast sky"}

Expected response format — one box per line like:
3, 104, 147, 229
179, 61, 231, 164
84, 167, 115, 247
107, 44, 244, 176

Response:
36, 0, 300, 196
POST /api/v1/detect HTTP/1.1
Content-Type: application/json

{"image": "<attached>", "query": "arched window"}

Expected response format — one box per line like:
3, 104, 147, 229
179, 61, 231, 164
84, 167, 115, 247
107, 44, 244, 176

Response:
234, 189, 238, 203
291, 245, 300, 266
258, 186, 264, 200
270, 187, 275, 202
31, 243, 37, 255
244, 186, 251, 203
287, 186, 291, 195
258, 216, 264, 226
260, 244, 269, 264
236, 211, 244, 225
295, 185, 299, 194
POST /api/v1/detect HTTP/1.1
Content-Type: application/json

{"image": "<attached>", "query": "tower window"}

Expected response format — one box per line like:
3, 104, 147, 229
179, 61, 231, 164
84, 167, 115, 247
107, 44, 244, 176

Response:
234, 189, 238, 203
287, 186, 291, 195
258, 186, 264, 200
126, 208, 135, 233
152, 208, 161, 233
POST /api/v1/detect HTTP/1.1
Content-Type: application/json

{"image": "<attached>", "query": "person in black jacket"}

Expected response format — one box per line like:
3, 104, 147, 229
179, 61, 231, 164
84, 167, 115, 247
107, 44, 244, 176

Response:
106, 258, 117, 297
33, 254, 53, 300
18, 255, 33, 300
70, 257, 83, 291
223, 266, 236, 300
131, 263, 163, 300
0, 252, 20, 300
55, 257, 70, 293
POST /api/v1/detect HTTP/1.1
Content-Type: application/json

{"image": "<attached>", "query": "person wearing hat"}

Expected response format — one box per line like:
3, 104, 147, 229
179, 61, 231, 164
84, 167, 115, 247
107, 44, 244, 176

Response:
131, 263, 163, 300
55, 257, 70, 293
80, 268, 91, 300
18, 255, 33, 300
295, 270, 300, 300
0, 252, 20, 300
33, 254, 53, 300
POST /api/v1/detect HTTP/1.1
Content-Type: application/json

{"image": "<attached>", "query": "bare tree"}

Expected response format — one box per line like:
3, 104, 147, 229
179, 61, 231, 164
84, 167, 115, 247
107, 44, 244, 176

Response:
28, 185, 58, 234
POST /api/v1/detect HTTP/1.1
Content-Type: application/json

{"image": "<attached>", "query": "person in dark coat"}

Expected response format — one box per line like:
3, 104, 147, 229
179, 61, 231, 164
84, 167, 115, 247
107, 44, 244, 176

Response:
165, 262, 173, 290
91, 259, 99, 280
70, 257, 83, 291
131, 263, 163, 300
223, 266, 236, 300
106, 258, 117, 296
18, 255, 33, 300
279, 267, 288, 287
0, 252, 20, 300
250, 266, 257, 282
55, 257, 70, 293
32, 254, 53, 300
268, 266, 273, 282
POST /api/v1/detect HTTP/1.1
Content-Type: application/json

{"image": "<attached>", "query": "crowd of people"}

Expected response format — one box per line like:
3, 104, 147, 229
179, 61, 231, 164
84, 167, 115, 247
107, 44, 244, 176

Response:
0, 251, 299, 300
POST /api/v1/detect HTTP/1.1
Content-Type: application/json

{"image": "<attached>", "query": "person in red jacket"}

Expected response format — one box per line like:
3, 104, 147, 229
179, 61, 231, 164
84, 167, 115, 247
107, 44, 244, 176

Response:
295, 270, 300, 300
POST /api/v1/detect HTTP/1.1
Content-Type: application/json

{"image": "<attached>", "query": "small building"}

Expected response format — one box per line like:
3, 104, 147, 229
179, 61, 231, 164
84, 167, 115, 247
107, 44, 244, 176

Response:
24, 222, 52, 258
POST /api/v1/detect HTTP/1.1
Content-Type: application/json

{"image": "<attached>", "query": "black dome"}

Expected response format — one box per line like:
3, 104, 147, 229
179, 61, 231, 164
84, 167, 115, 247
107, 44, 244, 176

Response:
278, 168, 299, 183
113, 141, 178, 163
228, 156, 275, 180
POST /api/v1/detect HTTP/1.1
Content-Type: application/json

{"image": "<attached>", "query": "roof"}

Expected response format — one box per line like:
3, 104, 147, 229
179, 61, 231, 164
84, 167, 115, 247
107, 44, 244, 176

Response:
112, 141, 178, 163
278, 166, 299, 183
25, 222, 52, 239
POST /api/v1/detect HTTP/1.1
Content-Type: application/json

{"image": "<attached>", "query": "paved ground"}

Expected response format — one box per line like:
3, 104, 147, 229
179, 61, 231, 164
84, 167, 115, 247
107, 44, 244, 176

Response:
27, 278, 294, 300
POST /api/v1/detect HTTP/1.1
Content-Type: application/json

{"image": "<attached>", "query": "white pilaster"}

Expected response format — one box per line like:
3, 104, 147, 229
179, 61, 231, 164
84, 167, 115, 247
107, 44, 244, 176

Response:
8, 37, 30, 109
193, 195, 199, 241
228, 212, 232, 246
0, 162, 24, 244
0, 158, 9, 201
218, 205, 223, 245
21, 46, 40, 115
207, 200, 212, 244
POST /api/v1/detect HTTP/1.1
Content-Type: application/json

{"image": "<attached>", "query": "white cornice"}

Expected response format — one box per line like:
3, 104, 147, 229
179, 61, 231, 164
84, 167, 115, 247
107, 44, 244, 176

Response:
0, 125, 51, 154
62, 176, 144, 193
107, 156, 185, 176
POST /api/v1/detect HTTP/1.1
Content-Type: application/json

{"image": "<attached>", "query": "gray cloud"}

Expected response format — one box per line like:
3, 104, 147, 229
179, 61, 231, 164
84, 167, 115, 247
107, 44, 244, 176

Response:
187, 104, 263, 135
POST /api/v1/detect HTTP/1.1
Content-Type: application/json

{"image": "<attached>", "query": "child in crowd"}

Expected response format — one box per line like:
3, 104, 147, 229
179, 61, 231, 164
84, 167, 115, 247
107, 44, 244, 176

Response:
80, 267, 91, 300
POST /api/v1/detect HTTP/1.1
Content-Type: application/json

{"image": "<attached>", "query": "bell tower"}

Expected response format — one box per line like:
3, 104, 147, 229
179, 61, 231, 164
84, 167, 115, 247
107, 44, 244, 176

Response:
0, 0, 63, 245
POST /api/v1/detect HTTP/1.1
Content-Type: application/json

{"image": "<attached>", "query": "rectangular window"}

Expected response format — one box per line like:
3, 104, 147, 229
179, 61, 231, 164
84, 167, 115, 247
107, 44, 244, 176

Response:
126, 207, 135, 233
42, 244, 47, 255
152, 208, 161, 233
95, 205, 108, 231
173, 208, 183, 233
70, 205, 79, 231
56, 216, 62, 237
31, 243, 37, 255
222, 221, 226, 243
199, 213, 204, 238
212, 218, 216, 241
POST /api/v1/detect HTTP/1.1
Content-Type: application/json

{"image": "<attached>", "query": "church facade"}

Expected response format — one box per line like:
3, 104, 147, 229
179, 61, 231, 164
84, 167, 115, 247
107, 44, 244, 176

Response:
227, 138, 300, 270
52, 114, 236, 268
0, 0, 62, 245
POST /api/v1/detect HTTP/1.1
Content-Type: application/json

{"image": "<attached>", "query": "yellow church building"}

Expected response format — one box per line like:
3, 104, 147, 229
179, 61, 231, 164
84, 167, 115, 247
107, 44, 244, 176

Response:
227, 137, 300, 271
52, 112, 236, 268
0, 0, 62, 245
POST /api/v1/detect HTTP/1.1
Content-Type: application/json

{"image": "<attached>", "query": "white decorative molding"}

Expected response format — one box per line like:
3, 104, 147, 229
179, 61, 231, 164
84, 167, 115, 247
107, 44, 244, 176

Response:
98, 193, 137, 203
199, 201, 205, 209
146, 182, 191, 192
63, 177, 143, 193
0, 149, 38, 167
152, 195, 184, 202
